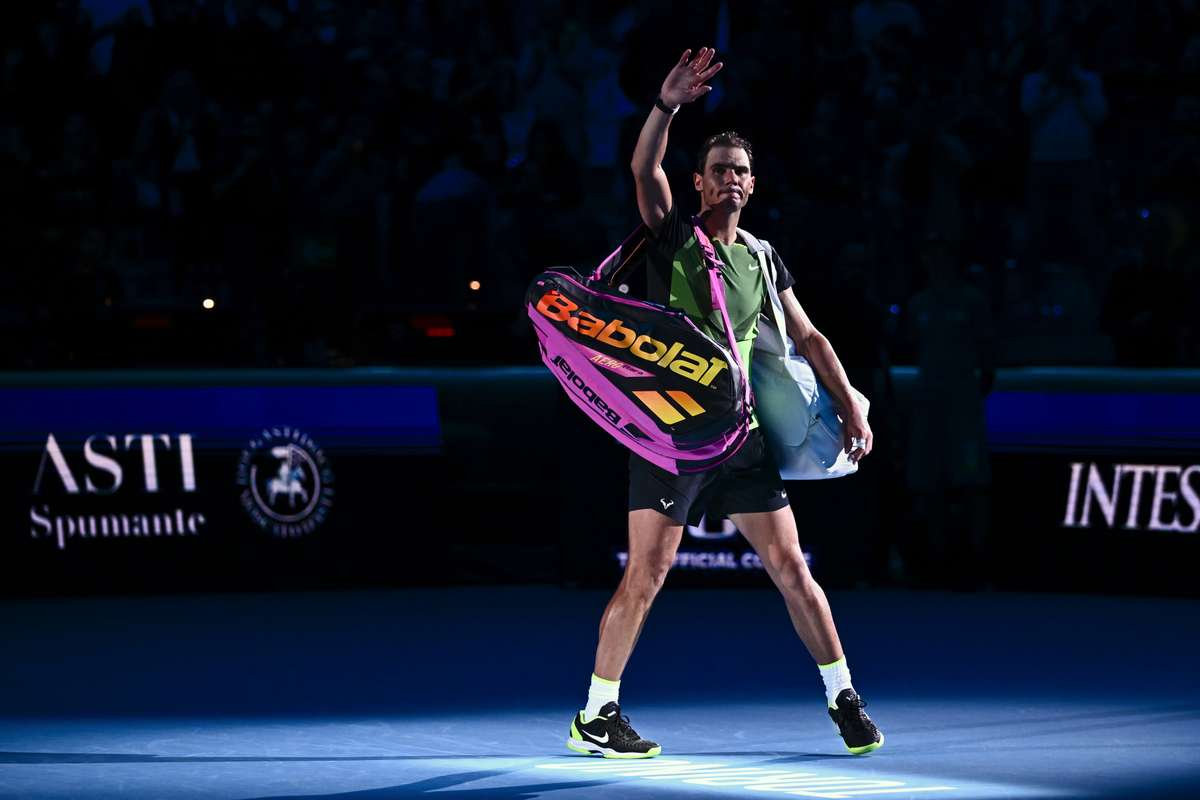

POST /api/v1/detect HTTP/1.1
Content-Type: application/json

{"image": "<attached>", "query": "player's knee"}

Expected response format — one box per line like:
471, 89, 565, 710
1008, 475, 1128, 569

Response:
777, 553, 813, 595
625, 555, 673, 600
643, 557, 673, 595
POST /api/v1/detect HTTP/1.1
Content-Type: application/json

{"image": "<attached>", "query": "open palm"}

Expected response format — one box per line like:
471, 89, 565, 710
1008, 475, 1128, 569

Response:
660, 47, 724, 108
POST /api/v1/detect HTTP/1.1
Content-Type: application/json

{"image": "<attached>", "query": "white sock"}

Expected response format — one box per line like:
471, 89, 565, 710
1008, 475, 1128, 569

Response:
583, 673, 620, 721
818, 657, 853, 709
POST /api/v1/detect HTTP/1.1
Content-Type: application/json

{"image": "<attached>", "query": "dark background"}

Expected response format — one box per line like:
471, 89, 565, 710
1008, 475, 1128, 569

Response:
2, 0, 1198, 597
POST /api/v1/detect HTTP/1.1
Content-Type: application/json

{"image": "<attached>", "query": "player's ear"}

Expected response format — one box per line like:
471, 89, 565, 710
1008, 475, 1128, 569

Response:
746, 175, 755, 195
693, 172, 703, 192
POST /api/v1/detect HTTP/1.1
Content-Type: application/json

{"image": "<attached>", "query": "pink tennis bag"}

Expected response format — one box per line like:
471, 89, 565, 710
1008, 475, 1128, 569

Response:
526, 217, 752, 474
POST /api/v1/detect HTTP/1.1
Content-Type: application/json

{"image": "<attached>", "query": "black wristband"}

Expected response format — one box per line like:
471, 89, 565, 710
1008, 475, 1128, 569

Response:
654, 95, 679, 116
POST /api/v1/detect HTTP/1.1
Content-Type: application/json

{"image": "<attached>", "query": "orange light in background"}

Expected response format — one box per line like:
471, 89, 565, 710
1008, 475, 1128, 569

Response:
468, 280, 481, 291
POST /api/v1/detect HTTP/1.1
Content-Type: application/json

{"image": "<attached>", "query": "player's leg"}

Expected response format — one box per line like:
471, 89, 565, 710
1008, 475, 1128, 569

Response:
567, 508, 682, 758
732, 506, 884, 754
595, 509, 684, 679
713, 431, 842, 663
731, 507, 841, 663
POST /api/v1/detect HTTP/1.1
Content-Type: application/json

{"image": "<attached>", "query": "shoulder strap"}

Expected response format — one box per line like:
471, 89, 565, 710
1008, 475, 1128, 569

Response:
590, 225, 650, 286
735, 226, 765, 253
691, 217, 753, 411
736, 227, 777, 285
736, 228, 789, 353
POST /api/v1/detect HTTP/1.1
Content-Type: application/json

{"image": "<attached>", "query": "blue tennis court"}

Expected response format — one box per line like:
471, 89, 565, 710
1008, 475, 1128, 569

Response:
1, 587, 1197, 799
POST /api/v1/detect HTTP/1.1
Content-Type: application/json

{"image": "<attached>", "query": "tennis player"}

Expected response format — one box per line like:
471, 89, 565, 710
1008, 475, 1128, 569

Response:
566, 47, 884, 758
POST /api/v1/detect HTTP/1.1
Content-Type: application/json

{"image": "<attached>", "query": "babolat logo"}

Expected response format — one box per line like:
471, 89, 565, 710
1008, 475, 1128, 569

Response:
537, 291, 728, 387
633, 389, 706, 425
552, 355, 621, 425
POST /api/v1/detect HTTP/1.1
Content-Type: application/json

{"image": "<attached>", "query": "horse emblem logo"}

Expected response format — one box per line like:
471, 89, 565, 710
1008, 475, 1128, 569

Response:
237, 427, 334, 538
267, 446, 311, 509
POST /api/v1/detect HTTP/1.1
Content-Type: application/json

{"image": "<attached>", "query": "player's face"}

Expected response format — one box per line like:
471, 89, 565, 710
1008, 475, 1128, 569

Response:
694, 146, 755, 212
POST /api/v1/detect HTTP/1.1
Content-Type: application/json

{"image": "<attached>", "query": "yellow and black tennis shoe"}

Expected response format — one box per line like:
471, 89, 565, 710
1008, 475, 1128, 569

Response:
829, 689, 884, 754
567, 702, 662, 758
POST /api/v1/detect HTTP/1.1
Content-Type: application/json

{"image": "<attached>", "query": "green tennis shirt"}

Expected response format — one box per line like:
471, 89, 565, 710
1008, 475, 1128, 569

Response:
645, 206, 795, 427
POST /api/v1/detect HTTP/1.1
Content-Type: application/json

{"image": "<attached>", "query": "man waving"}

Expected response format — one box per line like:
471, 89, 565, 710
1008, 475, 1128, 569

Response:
566, 48, 883, 759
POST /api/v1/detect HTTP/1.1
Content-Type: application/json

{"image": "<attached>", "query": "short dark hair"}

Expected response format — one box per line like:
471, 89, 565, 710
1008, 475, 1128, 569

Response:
696, 131, 754, 175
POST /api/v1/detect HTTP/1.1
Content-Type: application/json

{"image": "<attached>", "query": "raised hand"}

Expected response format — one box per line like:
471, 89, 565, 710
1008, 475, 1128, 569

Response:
659, 47, 724, 108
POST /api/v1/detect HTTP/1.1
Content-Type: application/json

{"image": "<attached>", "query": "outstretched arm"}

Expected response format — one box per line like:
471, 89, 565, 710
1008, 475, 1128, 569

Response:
631, 47, 723, 232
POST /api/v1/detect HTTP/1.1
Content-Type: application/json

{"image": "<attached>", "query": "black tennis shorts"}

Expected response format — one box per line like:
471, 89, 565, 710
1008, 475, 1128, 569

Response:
628, 427, 790, 526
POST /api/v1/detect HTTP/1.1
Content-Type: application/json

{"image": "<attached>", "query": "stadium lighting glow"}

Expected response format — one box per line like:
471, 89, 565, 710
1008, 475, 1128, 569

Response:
469, 280, 481, 291
536, 759, 964, 798
202, 298, 215, 310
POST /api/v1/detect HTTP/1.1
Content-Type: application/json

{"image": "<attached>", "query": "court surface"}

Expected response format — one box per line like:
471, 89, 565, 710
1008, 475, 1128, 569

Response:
1, 586, 1197, 799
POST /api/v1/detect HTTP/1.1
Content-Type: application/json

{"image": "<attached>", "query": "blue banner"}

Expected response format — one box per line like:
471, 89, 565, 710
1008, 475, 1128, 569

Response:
986, 391, 1200, 453
1, 386, 441, 452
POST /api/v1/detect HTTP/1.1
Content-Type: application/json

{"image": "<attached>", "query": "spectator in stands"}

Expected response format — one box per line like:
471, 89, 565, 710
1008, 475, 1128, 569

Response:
1020, 29, 1108, 274
412, 129, 493, 305
882, 98, 972, 247
131, 68, 219, 282
852, 0, 922, 56
132, 69, 215, 215
0, 0, 1190, 371
502, 116, 599, 296
45, 110, 107, 234
904, 233, 996, 588
988, 0, 1035, 83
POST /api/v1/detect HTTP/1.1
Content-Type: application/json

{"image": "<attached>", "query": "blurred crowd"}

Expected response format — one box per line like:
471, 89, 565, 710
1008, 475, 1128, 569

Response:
1, 0, 1198, 368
